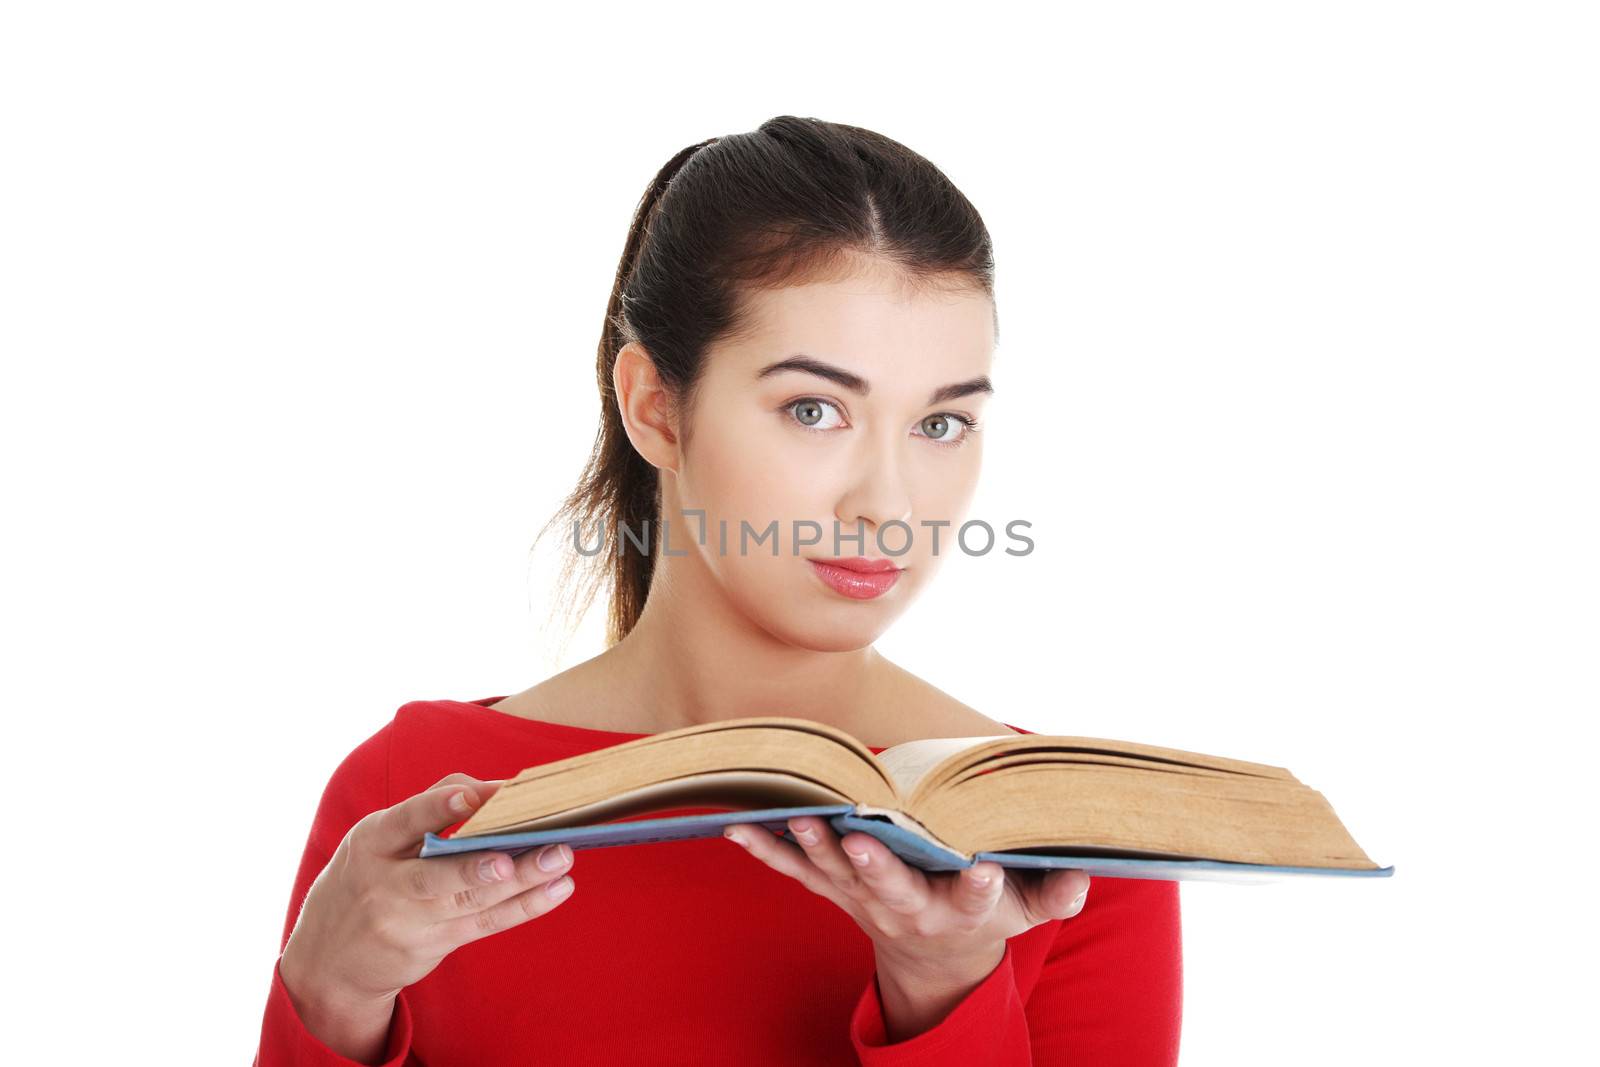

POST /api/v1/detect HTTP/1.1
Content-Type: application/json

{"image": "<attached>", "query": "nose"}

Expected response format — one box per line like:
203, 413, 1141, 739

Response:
834, 437, 914, 545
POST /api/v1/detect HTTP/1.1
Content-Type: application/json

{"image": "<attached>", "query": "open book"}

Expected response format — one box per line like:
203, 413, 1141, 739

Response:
419, 716, 1393, 884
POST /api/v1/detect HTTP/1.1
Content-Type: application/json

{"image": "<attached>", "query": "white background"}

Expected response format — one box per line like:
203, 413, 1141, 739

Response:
4, 2, 1595, 1063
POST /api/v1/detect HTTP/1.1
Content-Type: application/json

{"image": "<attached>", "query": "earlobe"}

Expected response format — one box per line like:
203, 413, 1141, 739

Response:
613, 342, 681, 473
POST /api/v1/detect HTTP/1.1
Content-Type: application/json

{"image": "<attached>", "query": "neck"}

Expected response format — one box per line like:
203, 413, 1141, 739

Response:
595, 534, 899, 741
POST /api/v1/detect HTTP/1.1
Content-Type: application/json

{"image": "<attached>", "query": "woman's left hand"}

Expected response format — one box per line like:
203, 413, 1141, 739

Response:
722, 815, 1090, 975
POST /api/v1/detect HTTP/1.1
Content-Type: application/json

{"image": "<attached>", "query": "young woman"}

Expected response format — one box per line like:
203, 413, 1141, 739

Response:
253, 115, 1182, 1066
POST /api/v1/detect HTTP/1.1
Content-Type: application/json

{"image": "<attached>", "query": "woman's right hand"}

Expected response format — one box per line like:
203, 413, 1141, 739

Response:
279, 773, 577, 1025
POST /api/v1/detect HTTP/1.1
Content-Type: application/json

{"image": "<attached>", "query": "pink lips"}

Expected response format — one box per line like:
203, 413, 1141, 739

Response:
807, 557, 905, 600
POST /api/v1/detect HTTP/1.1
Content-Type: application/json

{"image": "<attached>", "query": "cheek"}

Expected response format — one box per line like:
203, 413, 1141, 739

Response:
923, 466, 981, 528
675, 421, 810, 596
680, 418, 829, 530
899, 450, 983, 554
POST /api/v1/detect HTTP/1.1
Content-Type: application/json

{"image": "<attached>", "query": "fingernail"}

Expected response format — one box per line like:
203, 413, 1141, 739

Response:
546, 875, 574, 899
793, 825, 817, 845
725, 829, 750, 849
479, 856, 504, 882
537, 844, 570, 871
451, 791, 472, 814
844, 847, 869, 867
1071, 889, 1088, 911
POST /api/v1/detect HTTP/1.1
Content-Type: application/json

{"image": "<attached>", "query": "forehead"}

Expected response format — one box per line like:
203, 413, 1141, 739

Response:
719, 264, 995, 388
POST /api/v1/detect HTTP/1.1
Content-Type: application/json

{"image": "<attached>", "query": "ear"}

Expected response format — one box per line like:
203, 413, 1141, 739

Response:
613, 341, 682, 473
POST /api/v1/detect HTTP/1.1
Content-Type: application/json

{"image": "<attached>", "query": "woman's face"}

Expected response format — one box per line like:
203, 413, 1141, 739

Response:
666, 259, 996, 652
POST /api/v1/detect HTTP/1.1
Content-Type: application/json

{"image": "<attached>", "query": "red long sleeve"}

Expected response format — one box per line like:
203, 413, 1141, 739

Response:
253, 720, 423, 1066
252, 698, 1184, 1065
848, 878, 1183, 1064
849, 939, 1029, 1063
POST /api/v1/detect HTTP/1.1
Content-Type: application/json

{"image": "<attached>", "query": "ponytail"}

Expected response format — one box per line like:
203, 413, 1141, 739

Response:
534, 138, 717, 646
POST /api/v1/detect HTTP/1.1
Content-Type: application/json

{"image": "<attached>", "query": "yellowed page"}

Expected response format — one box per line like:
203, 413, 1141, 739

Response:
877, 735, 1021, 796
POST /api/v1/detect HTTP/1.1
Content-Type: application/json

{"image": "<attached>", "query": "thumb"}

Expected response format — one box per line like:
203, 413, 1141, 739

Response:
953, 861, 1005, 917
382, 776, 507, 850
465, 778, 508, 805
1040, 869, 1090, 920
447, 778, 510, 831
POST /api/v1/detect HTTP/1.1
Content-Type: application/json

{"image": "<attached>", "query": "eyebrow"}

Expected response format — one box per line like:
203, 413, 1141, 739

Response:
755, 355, 994, 406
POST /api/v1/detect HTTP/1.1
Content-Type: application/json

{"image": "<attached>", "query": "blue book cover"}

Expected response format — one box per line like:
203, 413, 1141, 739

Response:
421, 803, 1395, 885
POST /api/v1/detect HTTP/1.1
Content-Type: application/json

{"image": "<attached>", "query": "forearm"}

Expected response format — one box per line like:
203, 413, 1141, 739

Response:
871, 941, 1006, 1044
277, 948, 398, 1065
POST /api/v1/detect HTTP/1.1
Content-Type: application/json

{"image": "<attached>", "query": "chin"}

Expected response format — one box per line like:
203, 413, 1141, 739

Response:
792, 615, 888, 653
736, 577, 915, 653
764, 614, 887, 654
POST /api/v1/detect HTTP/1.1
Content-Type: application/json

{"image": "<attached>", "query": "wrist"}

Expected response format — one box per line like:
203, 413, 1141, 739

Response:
870, 940, 1006, 1044
279, 944, 398, 1060
874, 939, 1004, 992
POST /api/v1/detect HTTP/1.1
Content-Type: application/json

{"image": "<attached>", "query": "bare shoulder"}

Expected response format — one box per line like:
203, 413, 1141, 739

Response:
482, 676, 562, 722
485, 657, 662, 734
487, 650, 1019, 741
875, 656, 1020, 739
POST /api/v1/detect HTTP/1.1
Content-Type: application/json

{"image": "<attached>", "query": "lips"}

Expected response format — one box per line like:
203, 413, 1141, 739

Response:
806, 557, 905, 599
807, 556, 904, 574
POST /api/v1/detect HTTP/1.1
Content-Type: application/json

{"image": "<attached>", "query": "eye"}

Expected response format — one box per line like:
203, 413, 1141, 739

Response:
914, 412, 981, 449
784, 397, 847, 432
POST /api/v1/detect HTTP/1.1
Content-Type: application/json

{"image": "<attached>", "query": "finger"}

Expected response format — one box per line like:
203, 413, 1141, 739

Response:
1022, 869, 1091, 923
424, 772, 508, 805
950, 860, 1006, 919
805, 821, 932, 915
724, 822, 846, 905
374, 776, 504, 855
402, 839, 574, 907
431, 865, 578, 947
784, 817, 887, 901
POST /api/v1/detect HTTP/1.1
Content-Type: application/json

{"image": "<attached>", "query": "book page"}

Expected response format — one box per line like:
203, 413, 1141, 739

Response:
473, 770, 855, 835
877, 735, 1021, 797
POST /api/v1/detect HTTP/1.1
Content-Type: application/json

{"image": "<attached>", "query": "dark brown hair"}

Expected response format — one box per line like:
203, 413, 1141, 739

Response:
536, 115, 998, 647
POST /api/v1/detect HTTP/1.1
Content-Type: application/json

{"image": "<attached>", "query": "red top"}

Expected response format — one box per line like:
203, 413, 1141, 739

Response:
253, 697, 1183, 1065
